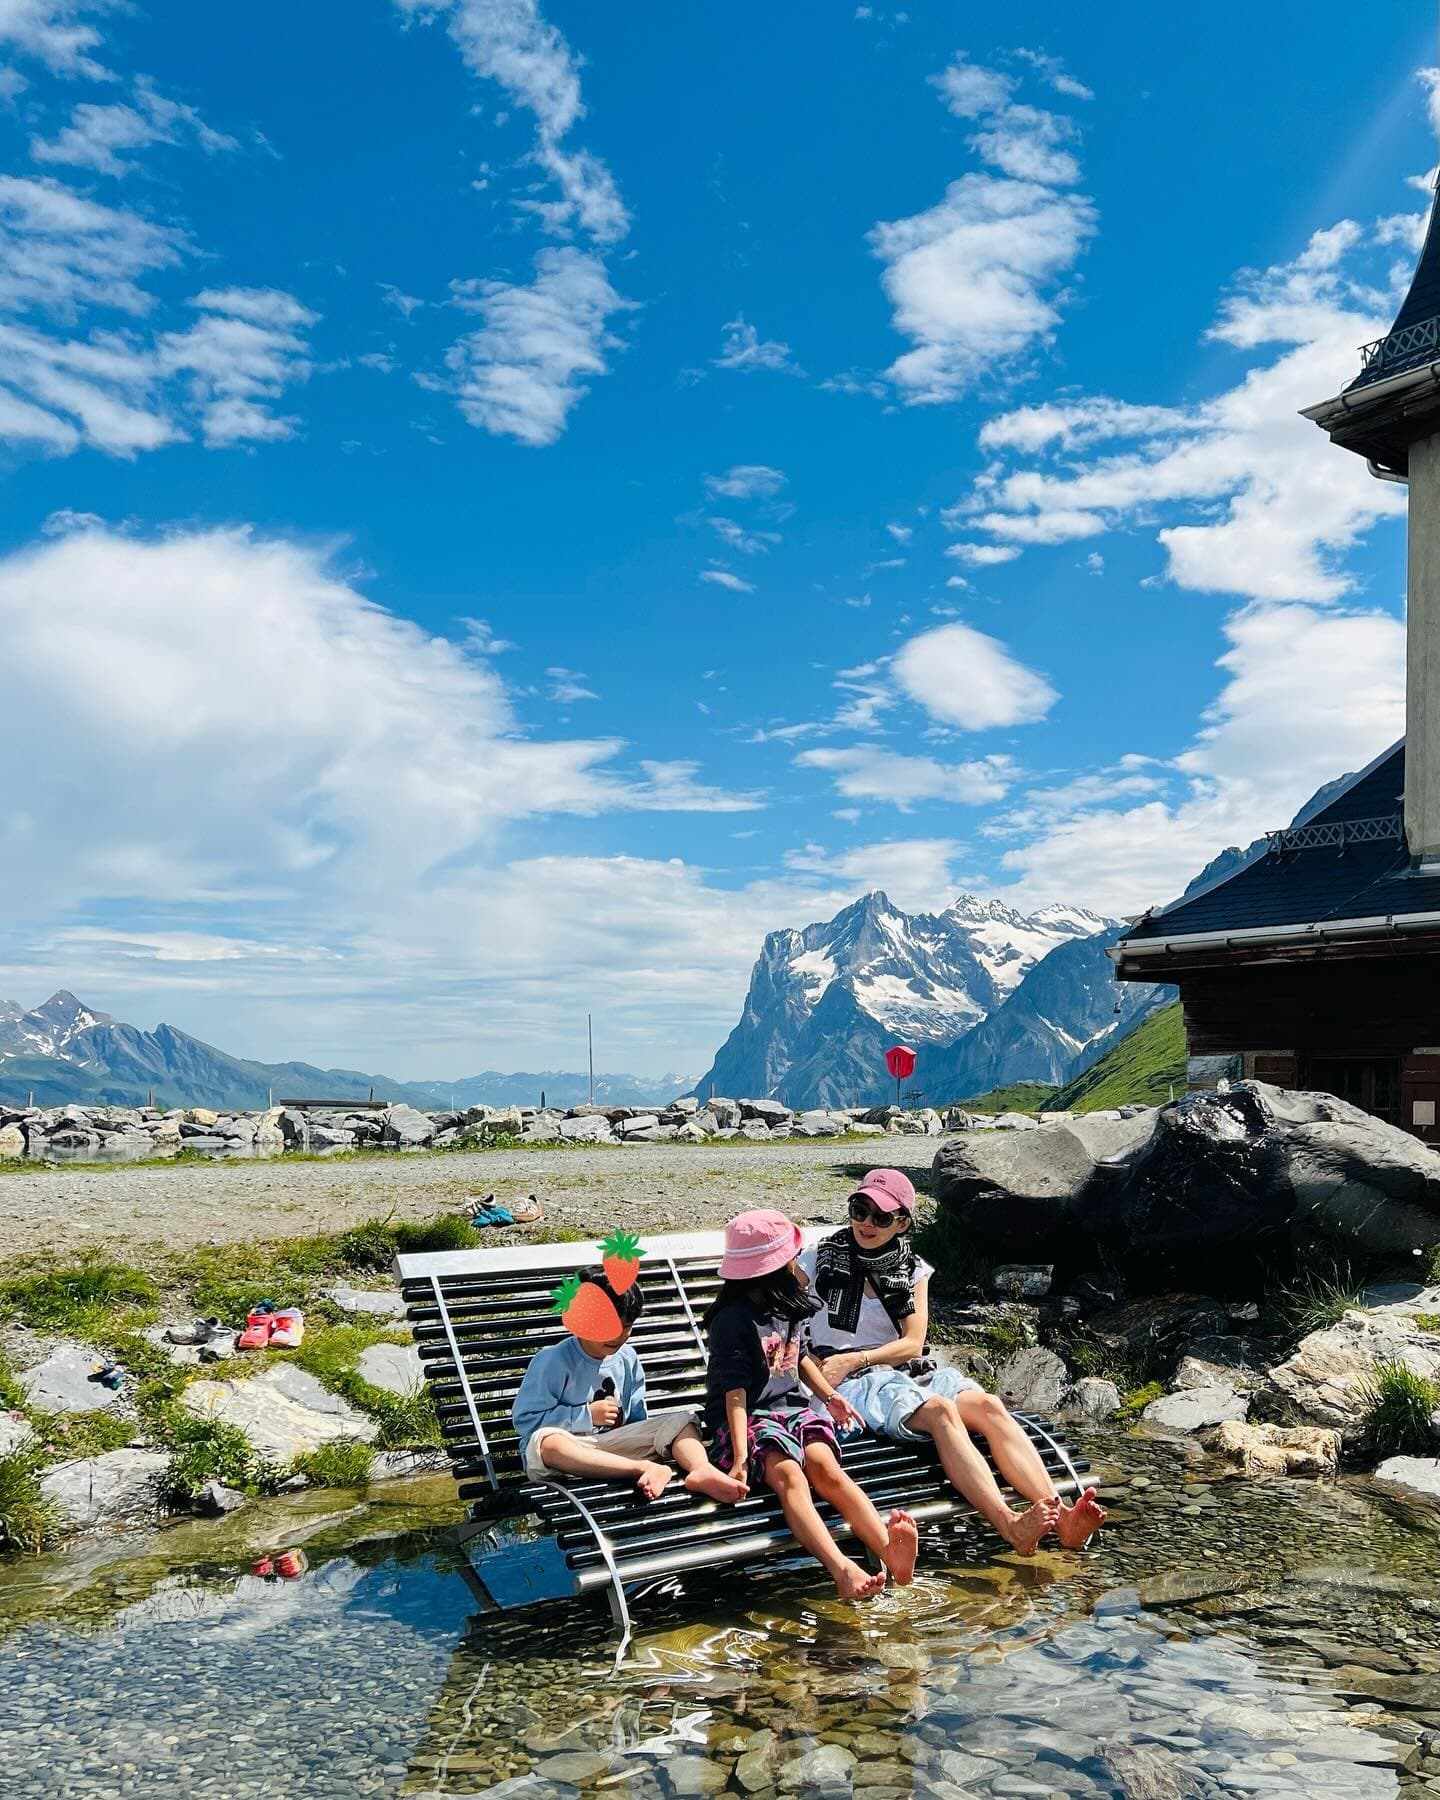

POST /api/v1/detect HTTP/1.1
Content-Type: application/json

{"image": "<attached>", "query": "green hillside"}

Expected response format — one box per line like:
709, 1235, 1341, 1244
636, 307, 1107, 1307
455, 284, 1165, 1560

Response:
1052, 1001, 1186, 1111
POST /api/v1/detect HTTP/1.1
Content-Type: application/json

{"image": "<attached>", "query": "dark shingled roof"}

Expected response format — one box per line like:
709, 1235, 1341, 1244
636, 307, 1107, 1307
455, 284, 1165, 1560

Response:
1121, 743, 1440, 944
1349, 186, 1440, 391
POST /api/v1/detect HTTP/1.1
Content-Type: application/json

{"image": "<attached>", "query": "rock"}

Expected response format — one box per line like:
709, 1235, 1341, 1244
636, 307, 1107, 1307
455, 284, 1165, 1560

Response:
1269, 1309, 1440, 1430
734, 1749, 774, 1792
932, 1127, 1100, 1260
1206, 1418, 1340, 1477
675, 1120, 708, 1142
45, 1128, 97, 1149
994, 1112, 1039, 1130
379, 1103, 435, 1147
277, 1107, 310, 1146
556, 1114, 613, 1143
778, 1745, 856, 1791
20, 1343, 122, 1413
1086, 1296, 1229, 1366
996, 1347, 1068, 1413
172, 1135, 229, 1152
793, 1111, 845, 1137
1100, 1742, 1191, 1800
740, 1099, 791, 1125
195, 1480, 249, 1515
0, 1123, 26, 1158
1372, 1455, 1440, 1501
671, 1096, 699, 1116
40, 1450, 169, 1529
187, 1107, 219, 1126
534, 1752, 610, 1784
619, 1115, 660, 1137
664, 1755, 730, 1795
0, 1412, 36, 1454
708, 1097, 741, 1128
325, 1284, 407, 1320
181, 1364, 378, 1462
1061, 1377, 1122, 1422
356, 1342, 424, 1397
1141, 1384, 1248, 1432
990, 1263, 1053, 1298
861, 1104, 902, 1126
1039, 1110, 1074, 1123
1173, 1336, 1269, 1393
307, 1125, 355, 1149
738, 1121, 773, 1140
943, 1107, 974, 1131
848, 1122, 886, 1136
692, 1109, 720, 1135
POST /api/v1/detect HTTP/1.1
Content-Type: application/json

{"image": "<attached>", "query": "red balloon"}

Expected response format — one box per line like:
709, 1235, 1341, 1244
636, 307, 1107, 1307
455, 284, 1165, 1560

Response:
885, 1045, 916, 1080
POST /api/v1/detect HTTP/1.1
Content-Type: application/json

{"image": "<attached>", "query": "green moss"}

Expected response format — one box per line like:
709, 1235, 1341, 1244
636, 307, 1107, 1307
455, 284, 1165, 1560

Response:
1115, 1381, 1164, 1421
28, 1409, 135, 1462
0, 1258, 159, 1339
293, 1440, 374, 1488
1360, 1359, 1440, 1460
0, 1449, 58, 1555
1413, 1313, 1440, 1334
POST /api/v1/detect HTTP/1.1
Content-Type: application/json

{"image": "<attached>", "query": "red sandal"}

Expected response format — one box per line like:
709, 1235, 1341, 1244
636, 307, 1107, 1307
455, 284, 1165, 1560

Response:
237, 1308, 276, 1351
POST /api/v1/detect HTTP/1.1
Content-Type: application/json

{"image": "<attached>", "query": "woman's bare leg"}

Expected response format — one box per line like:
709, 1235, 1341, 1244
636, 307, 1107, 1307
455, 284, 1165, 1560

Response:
908, 1396, 1057, 1555
953, 1390, 1104, 1548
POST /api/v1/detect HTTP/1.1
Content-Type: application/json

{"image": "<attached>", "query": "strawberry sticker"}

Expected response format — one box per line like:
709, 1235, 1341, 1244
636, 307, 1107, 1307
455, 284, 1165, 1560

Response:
551, 1272, 624, 1342
600, 1229, 644, 1295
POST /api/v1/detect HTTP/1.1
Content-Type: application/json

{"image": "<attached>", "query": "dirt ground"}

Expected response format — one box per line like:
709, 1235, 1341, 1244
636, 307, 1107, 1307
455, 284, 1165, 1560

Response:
0, 1138, 944, 1267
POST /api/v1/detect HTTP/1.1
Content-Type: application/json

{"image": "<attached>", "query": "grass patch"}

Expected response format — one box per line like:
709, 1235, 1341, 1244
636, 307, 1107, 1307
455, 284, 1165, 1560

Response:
1049, 1328, 1165, 1395
158, 1413, 283, 1506
0, 1449, 58, 1555
29, 1409, 134, 1460
1264, 1267, 1366, 1346
293, 1439, 374, 1488
0, 1258, 159, 1339
337, 1211, 483, 1272
1359, 1359, 1440, 1460
947, 1082, 1057, 1117
0, 1353, 27, 1415
1413, 1313, 1440, 1334
1422, 1244, 1440, 1286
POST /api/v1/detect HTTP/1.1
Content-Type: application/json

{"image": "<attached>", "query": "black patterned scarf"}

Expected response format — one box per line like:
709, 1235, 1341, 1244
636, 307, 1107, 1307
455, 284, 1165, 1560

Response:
810, 1224, 917, 1340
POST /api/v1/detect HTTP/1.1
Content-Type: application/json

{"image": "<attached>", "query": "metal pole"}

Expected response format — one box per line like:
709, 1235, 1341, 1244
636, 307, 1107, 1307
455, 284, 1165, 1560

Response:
588, 1014, 594, 1106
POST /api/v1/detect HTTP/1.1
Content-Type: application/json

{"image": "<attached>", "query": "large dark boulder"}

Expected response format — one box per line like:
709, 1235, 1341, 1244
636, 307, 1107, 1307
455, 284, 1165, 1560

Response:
932, 1082, 1440, 1292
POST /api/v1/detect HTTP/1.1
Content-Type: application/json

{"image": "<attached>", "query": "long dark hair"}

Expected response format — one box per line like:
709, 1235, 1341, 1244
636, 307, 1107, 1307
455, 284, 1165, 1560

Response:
704, 1265, 819, 1329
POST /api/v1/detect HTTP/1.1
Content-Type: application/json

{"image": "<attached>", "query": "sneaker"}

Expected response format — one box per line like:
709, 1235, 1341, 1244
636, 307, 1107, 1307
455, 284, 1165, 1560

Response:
166, 1317, 220, 1345
237, 1309, 276, 1351
269, 1308, 304, 1349
274, 1549, 307, 1579
199, 1329, 237, 1362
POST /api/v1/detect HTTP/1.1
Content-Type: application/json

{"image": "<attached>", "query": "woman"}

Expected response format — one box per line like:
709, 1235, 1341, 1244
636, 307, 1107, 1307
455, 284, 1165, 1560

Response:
798, 1168, 1105, 1555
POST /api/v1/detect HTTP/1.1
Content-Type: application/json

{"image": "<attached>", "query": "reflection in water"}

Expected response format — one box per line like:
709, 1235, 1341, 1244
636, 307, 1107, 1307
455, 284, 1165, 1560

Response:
0, 1437, 1434, 1799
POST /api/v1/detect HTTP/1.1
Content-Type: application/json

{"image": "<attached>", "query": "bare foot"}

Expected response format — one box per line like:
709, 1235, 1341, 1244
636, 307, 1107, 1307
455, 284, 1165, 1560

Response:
832, 1558, 887, 1600
684, 1466, 749, 1504
635, 1461, 675, 1500
1001, 1497, 1061, 1556
881, 1508, 919, 1585
1056, 1488, 1106, 1549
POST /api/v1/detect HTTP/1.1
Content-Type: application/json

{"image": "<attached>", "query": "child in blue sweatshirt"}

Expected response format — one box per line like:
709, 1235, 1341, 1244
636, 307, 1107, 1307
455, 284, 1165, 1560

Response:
512, 1266, 748, 1502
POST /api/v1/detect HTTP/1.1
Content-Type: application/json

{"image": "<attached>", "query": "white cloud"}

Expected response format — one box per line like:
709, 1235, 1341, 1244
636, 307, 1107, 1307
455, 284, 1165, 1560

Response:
158, 289, 316, 446
700, 568, 754, 592
704, 463, 787, 500
965, 217, 1412, 601
709, 516, 779, 555
546, 665, 596, 703
715, 315, 802, 375
871, 55, 1095, 402
946, 541, 1020, 566
441, 247, 631, 446
1014, 49, 1093, 102
886, 522, 913, 543
796, 745, 1015, 809
0, 0, 109, 76
892, 621, 1057, 730
998, 601, 1405, 915
31, 80, 236, 177
0, 175, 181, 316
782, 838, 971, 913
380, 283, 424, 318
396, 0, 628, 244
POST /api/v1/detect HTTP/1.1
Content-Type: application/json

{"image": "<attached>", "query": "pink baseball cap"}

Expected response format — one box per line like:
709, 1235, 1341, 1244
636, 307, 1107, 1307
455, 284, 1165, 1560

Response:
850, 1168, 916, 1214
718, 1208, 804, 1280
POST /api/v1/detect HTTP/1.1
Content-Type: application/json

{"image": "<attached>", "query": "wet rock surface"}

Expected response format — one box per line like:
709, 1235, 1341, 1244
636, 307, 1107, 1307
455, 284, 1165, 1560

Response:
181, 1363, 378, 1462
1269, 1310, 1440, 1430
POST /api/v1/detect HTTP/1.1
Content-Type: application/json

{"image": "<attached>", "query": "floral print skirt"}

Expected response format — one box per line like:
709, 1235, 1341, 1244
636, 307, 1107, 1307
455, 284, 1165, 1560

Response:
713, 1402, 839, 1471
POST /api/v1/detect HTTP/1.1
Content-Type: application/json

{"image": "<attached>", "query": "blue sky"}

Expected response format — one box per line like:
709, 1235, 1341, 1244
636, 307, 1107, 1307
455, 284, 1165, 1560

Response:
0, 1, 1434, 1076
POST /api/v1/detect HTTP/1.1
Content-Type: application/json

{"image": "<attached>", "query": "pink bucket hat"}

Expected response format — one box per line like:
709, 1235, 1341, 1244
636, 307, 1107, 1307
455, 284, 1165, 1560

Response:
850, 1168, 916, 1215
718, 1208, 804, 1280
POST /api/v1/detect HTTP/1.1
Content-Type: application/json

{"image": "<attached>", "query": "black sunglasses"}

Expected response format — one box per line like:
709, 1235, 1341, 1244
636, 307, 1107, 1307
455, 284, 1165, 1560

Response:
849, 1196, 909, 1227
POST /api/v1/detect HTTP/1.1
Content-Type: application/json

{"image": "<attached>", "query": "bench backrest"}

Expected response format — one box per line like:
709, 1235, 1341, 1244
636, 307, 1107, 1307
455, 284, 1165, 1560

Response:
397, 1226, 829, 1494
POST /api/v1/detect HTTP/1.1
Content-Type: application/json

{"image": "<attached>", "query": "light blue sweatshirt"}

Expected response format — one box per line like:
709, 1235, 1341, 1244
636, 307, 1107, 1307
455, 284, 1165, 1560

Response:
511, 1337, 647, 1460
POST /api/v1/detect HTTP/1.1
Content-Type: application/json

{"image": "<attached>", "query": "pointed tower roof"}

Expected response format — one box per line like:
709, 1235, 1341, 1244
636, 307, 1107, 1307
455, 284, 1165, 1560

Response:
1302, 182, 1440, 474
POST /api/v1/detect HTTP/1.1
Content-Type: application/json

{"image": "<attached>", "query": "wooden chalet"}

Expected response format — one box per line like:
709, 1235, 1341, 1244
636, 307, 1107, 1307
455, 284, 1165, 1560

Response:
1113, 174, 1440, 1145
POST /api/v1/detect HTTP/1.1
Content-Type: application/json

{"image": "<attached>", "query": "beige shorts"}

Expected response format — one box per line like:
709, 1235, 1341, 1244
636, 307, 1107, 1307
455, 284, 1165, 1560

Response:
524, 1407, 699, 1484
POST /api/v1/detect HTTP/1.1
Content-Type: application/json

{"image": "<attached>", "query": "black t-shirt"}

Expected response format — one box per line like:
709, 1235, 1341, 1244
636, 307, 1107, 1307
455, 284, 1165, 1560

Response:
704, 1299, 812, 1432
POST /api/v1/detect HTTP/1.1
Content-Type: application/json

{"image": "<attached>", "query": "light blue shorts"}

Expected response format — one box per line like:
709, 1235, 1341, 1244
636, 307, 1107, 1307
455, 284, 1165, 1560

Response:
839, 1364, 981, 1443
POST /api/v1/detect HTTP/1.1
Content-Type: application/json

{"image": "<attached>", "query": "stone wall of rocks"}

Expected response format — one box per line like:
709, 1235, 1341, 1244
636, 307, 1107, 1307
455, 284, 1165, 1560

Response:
0, 1096, 956, 1159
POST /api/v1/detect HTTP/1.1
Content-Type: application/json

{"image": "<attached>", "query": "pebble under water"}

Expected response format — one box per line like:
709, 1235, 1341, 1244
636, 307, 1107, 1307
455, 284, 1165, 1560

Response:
1, 1436, 1439, 1800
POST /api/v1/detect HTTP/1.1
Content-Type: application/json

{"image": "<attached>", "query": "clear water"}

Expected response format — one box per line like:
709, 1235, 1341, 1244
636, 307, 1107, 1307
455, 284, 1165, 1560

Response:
1, 1439, 1437, 1799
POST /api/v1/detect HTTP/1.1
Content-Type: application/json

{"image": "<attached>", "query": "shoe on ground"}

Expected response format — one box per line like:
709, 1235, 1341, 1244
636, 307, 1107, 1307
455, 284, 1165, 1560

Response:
237, 1310, 276, 1351
166, 1317, 220, 1345
269, 1308, 304, 1349
199, 1329, 237, 1362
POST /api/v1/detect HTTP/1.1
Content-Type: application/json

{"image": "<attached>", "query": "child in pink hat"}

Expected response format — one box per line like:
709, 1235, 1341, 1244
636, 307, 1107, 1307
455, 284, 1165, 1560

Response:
703, 1207, 919, 1600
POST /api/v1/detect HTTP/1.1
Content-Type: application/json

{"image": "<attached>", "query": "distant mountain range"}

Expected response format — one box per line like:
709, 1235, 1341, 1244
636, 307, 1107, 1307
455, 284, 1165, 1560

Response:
693, 891, 1173, 1109
0, 993, 693, 1110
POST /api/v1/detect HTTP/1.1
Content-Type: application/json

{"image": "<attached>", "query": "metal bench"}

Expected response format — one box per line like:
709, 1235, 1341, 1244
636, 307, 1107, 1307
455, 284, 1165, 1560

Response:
397, 1227, 1090, 1642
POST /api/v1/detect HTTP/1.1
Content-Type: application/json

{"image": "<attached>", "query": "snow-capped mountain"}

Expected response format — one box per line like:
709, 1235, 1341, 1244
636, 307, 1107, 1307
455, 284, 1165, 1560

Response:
693, 891, 1131, 1109
0, 992, 691, 1110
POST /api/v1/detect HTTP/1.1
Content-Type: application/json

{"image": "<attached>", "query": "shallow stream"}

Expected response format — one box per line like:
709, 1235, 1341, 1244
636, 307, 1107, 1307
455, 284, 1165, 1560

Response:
1, 1435, 1438, 1799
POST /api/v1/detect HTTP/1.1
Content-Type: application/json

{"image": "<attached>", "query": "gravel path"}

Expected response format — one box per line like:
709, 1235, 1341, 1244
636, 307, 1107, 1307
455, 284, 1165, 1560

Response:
0, 1140, 944, 1266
